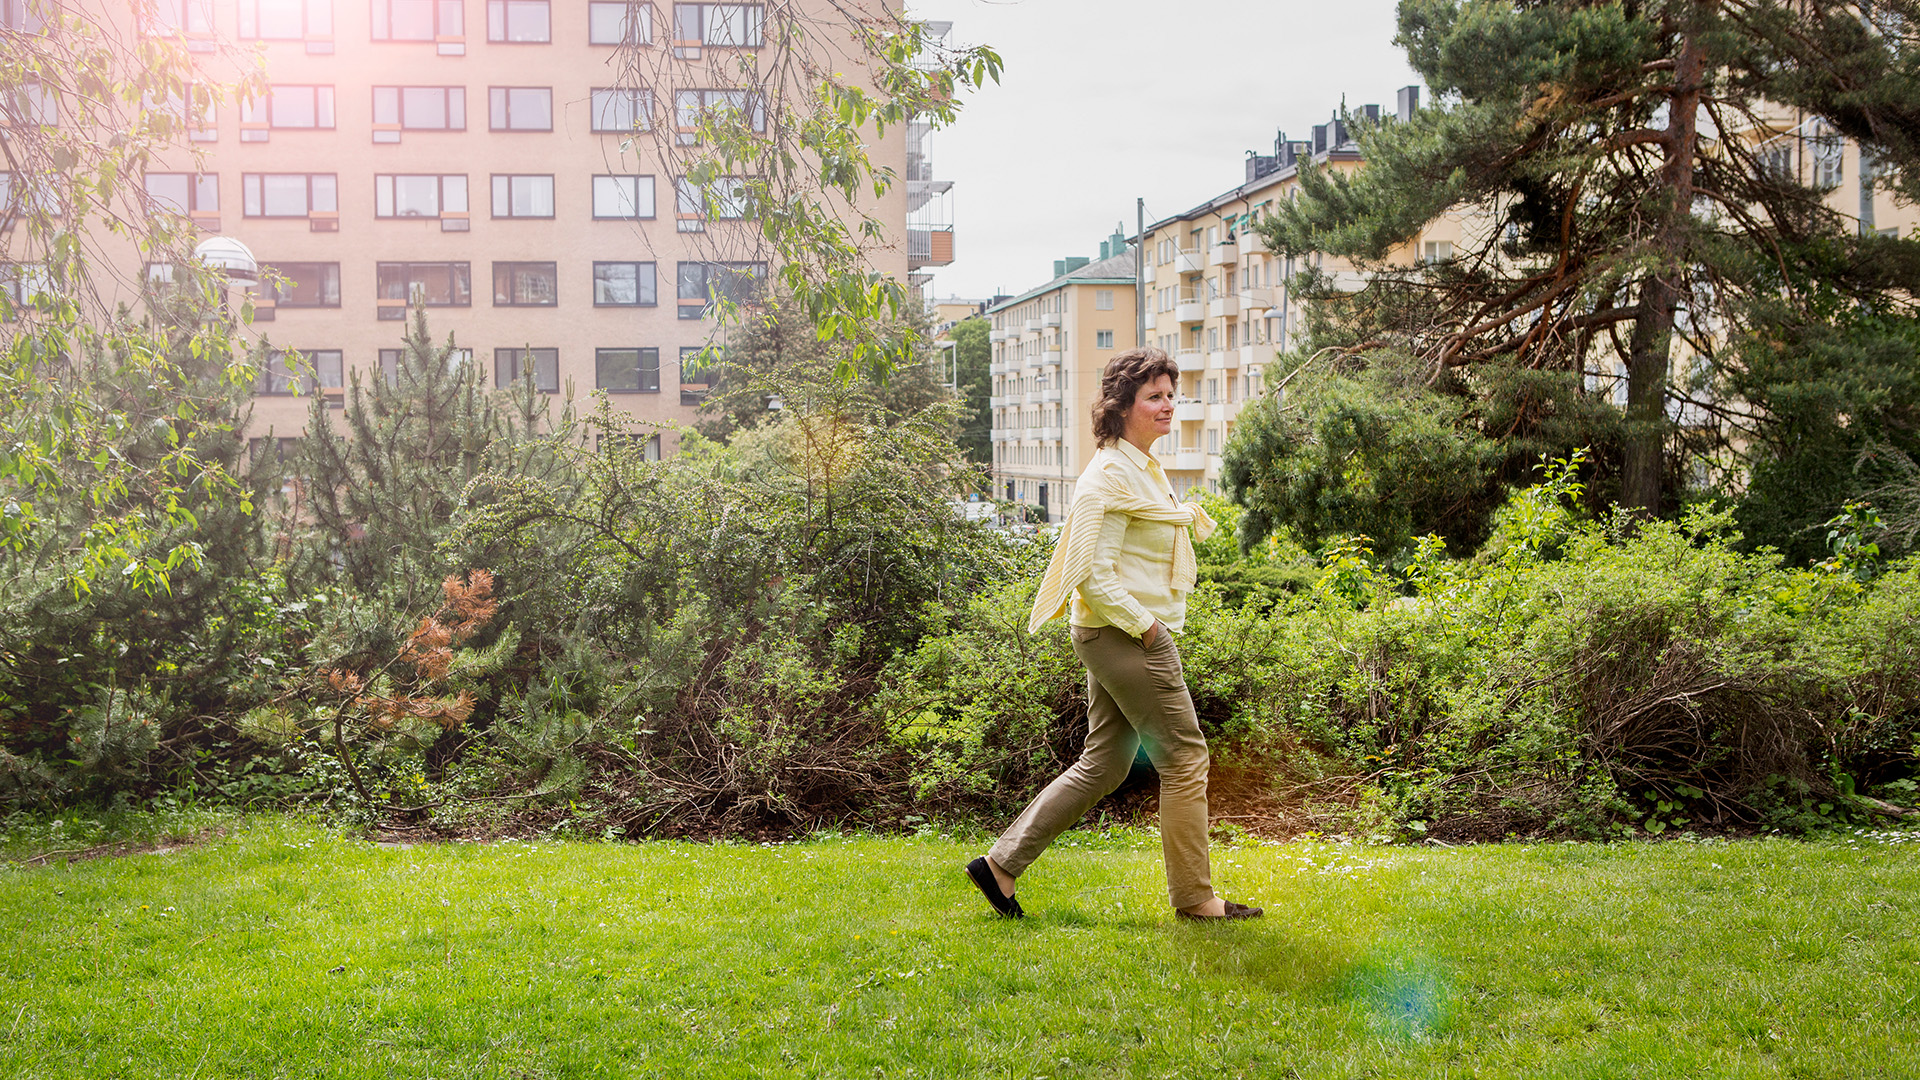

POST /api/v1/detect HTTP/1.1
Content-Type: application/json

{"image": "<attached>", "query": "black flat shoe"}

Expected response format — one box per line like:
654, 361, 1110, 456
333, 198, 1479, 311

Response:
1177, 900, 1263, 921
965, 856, 1024, 918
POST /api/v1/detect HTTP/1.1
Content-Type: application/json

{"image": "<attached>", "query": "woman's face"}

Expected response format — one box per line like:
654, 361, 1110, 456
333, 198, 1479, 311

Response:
1121, 373, 1176, 449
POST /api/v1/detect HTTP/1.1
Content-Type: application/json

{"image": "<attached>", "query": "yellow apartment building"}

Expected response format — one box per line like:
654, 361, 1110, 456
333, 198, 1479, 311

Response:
1137, 89, 1465, 499
2, 0, 939, 458
985, 227, 1135, 520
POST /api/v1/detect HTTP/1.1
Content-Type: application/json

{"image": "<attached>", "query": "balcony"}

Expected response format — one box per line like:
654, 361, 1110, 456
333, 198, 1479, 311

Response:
1174, 349, 1206, 373
908, 225, 955, 269
1210, 240, 1237, 266
1025, 390, 1044, 405
1024, 318, 1043, 334
1206, 350, 1229, 371
1169, 452, 1207, 472
1174, 248, 1203, 274
989, 394, 1012, 408
1144, 309, 1157, 331
1176, 297, 1206, 323
1239, 287, 1274, 313
1038, 387, 1063, 404
990, 327, 1012, 342
1042, 312, 1062, 328
1238, 345, 1263, 369
1041, 426, 1064, 441
1208, 403, 1227, 423
1173, 399, 1205, 422
1040, 349, 1063, 367
1209, 294, 1239, 319
1240, 230, 1271, 254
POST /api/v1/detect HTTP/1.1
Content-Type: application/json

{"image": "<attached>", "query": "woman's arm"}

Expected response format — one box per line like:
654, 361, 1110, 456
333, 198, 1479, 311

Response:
1077, 508, 1156, 638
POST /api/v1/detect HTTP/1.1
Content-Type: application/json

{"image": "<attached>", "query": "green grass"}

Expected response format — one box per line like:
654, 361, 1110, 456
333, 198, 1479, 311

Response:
2, 817, 1918, 1079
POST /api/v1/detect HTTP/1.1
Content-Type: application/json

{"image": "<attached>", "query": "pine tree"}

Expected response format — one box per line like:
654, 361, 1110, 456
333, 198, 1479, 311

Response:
950, 316, 993, 466
1260, 0, 1920, 520
292, 306, 575, 611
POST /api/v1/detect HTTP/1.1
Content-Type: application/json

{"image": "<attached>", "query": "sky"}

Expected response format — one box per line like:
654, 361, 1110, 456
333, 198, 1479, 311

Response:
909, 0, 1422, 301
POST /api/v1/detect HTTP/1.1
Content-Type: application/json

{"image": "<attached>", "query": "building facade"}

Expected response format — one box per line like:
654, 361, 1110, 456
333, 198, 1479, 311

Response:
986, 230, 1136, 520
5, 0, 923, 456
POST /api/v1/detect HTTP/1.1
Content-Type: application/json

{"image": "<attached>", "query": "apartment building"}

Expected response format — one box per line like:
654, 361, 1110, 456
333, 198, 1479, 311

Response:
1137, 89, 1471, 498
5, 0, 929, 456
985, 228, 1136, 520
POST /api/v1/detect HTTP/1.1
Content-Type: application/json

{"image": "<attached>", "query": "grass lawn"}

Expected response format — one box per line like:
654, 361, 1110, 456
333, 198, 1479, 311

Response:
2, 816, 1917, 1079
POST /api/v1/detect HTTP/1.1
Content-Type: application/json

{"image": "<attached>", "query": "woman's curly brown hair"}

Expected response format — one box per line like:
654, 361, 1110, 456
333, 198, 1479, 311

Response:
1091, 347, 1180, 447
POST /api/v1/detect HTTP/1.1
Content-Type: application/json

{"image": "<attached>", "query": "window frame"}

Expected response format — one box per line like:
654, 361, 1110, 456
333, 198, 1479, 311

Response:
240, 84, 336, 141
494, 346, 559, 392
375, 261, 473, 311
488, 85, 553, 131
239, 0, 334, 41
241, 172, 339, 217
260, 261, 343, 308
491, 261, 559, 307
674, 259, 763, 319
370, 0, 465, 42
589, 87, 653, 133
591, 260, 657, 307
257, 348, 344, 395
677, 344, 716, 404
671, 87, 763, 145
587, 0, 651, 44
485, 0, 550, 42
671, 2, 763, 51
591, 174, 656, 220
595, 346, 661, 393
371, 85, 466, 140
489, 174, 556, 218
143, 172, 220, 215
374, 173, 468, 220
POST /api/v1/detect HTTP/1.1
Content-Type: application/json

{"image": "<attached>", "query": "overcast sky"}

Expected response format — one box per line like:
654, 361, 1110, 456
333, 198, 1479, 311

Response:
909, 0, 1421, 301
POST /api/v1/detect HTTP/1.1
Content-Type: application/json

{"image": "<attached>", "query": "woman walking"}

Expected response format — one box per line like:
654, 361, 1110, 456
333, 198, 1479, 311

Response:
966, 347, 1262, 922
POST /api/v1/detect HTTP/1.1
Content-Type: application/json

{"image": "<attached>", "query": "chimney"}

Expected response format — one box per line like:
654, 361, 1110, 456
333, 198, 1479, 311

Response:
1053, 259, 1065, 279
1062, 256, 1090, 275
1312, 123, 1328, 154
1362, 103, 1380, 125
1099, 240, 1110, 260
1111, 224, 1129, 255
1332, 117, 1349, 147
1397, 85, 1420, 123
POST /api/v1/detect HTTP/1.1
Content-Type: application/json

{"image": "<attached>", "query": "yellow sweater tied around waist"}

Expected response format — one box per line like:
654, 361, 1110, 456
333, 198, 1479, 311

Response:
1026, 467, 1218, 636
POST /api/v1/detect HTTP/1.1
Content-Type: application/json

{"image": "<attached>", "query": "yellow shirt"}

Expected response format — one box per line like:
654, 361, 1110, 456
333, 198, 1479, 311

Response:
1068, 439, 1201, 636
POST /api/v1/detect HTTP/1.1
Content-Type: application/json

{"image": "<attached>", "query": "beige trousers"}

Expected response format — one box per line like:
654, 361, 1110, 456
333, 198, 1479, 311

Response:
989, 624, 1214, 910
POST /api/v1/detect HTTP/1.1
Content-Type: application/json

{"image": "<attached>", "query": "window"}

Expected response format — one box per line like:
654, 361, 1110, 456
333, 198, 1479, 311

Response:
377, 262, 471, 311
372, 0, 464, 43
486, 0, 548, 41
1421, 240, 1452, 264
1813, 128, 1844, 189
0, 262, 53, 316
588, 0, 650, 44
590, 88, 652, 133
371, 86, 465, 140
671, 3, 762, 51
1095, 289, 1114, 311
375, 174, 467, 219
592, 175, 656, 219
149, 0, 214, 35
678, 346, 719, 403
596, 347, 660, 392
144, 173, 219, 215
240, 85, 336, 140
493, 262, 557, 305
240, 0, 333, 41
2, 0, 48, 33
1096, 330, 1113, 349
247, 436, 300, 465
146, 83, 218, 142
672, 88, 763, 145
488, 86, 552, 130
3, 83, 56, 127
593, 261, 657, 306
1756, 143, 1794, 182
495, 347, 558, 391
674, 175, 746, 229
262, 262, 341, 307
490, 174, 554, 218
675, 261, 762, 318
258, 348, 343, 394
242, 173, 338, 216
1, 173, 59, 218
380, 346, 470, 383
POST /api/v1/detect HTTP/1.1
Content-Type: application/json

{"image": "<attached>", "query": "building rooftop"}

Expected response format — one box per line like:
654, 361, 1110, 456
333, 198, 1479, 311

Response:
986, 248, 1137, 313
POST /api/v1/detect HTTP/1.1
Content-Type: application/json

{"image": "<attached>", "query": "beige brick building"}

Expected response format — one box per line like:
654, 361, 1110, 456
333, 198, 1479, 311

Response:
4, 0, 935, 456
